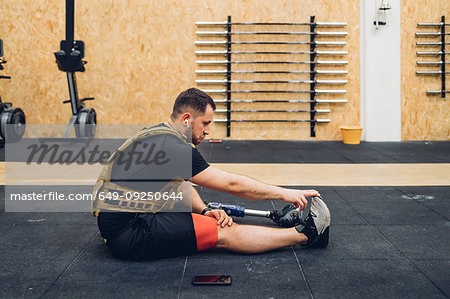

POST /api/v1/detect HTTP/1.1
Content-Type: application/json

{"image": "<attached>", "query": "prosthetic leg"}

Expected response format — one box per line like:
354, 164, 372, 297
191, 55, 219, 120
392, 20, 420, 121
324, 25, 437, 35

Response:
209, 197, 330, 249
207, 198, 312, 228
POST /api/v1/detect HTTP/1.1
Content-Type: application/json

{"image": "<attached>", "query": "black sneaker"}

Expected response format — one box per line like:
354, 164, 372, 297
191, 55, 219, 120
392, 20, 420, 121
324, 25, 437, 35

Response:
295, 196, 331, 248
272, 200, 311, 228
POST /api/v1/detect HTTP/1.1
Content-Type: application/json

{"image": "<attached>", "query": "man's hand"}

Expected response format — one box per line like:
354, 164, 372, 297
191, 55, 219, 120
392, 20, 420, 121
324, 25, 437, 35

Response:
204, 209, 233, 228
282, 189, 320, 210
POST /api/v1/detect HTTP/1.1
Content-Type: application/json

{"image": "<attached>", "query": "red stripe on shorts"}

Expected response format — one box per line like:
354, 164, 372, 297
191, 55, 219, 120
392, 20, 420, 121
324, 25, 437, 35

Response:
191, 213, 218, 251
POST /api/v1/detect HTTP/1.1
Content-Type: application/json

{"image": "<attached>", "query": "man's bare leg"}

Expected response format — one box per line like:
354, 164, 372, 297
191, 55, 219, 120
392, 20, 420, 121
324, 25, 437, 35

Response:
215, 223, 307, 254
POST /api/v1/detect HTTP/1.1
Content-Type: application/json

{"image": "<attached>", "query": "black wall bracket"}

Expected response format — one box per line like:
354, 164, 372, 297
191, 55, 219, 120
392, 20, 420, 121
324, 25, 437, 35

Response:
310, 16, 317, 137
226, 15, 232, 137
441, 16, 446, 98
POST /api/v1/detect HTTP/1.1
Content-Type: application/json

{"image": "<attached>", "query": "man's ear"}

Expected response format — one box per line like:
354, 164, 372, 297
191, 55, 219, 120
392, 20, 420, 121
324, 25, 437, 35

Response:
181, 112, 192, 124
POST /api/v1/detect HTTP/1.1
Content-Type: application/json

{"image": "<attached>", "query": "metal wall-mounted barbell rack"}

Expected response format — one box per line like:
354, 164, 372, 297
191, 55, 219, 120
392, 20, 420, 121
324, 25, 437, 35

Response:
416, 16, 449, 98
195, 16, 348, 137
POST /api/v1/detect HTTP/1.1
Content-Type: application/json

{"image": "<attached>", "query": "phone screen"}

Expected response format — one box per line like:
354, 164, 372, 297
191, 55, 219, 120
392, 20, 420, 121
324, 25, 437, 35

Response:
192, 275, 232, 285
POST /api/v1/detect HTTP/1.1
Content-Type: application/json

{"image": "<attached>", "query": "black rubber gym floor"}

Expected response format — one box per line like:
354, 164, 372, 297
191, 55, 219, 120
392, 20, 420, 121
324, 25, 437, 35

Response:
1, 139, 449, 163
197, 140, 450, 163
0, 141, 449, 298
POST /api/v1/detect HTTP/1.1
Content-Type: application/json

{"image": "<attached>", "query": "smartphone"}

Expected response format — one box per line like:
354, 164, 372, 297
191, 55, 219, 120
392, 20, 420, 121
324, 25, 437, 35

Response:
192, 275, 232, 285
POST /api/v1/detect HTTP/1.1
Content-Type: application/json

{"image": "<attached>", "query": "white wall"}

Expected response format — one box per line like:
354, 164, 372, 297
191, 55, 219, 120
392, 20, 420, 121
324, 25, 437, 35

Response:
360, 0, 402, 141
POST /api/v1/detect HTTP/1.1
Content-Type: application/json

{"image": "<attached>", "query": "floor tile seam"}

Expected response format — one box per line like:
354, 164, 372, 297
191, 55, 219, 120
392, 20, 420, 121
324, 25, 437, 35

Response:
269, 200, 276, 212
405, 261, 450, 297
373, 223, 450, 227
0, 223, 18, 229
332, 188, 419, 258
321, 143, 354, 163
365, 145, 401, 163
185, 256, 295, 261
358, 223, 449, 226
409, 258, 450, 261
394, 187, 450, 221
331, 189, 449, 228
364, 220, 449, 297
296, 256, 411, 261
38, 231, 99, 299
332, 187, 449, 297
332, 200, 442, 204
328, 223, 378, 226
207, 143, 213, 161
176, 256, 189, 299
319, 223, 445, 227
331, 188, 371, 226
292, 247, 315, 299
0, 257, 98, 263
0, 222, 97, 227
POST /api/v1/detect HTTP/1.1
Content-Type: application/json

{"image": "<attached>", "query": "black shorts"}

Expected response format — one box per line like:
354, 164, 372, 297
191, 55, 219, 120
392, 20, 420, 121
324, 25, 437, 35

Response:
101, 212, 217, 260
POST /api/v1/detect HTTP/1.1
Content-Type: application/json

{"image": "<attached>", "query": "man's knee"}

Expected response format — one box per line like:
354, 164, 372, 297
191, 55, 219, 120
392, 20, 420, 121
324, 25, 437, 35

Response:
216, 222, 239, 248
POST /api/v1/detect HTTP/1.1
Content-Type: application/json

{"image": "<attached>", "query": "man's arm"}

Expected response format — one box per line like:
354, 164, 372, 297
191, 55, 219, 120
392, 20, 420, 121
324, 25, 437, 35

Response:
190, 185, 208, 214
190, 184, 233, 227
190, 166, 319, 210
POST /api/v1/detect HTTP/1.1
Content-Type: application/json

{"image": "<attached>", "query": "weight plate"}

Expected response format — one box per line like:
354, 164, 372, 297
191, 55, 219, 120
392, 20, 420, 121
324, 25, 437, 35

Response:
75, 108, 96, 138
0, 107, 25, 142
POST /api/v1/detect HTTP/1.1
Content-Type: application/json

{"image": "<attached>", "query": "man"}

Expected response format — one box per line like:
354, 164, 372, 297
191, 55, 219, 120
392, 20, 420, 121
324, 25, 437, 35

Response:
95, 88, 330, 260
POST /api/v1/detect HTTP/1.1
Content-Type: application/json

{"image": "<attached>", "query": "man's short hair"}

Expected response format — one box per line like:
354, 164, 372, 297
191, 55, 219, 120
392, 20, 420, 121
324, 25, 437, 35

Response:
171, 88, 216, 119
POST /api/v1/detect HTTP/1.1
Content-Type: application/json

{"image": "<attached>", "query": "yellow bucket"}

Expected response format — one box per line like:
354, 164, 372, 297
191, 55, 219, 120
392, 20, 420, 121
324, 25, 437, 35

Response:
340, 126, 363, 145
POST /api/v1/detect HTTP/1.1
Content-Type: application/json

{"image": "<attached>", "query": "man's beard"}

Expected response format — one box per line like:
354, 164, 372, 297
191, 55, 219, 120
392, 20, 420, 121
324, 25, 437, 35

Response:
185, 128, 202, 145
188, 125, 204, 145
192, 134, 205, 145
192, 135, 203, 145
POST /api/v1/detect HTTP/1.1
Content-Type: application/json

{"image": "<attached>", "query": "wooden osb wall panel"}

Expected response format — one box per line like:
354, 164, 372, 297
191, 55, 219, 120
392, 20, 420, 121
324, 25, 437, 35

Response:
0, 0, 359, 140
401, 0, 450, 140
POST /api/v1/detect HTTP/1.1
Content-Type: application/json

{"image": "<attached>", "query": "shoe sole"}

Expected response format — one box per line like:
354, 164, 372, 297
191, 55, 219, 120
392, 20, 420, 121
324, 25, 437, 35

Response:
302, 196, 330, 249
310, 196, 331, 234
304, 226, 329, 249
